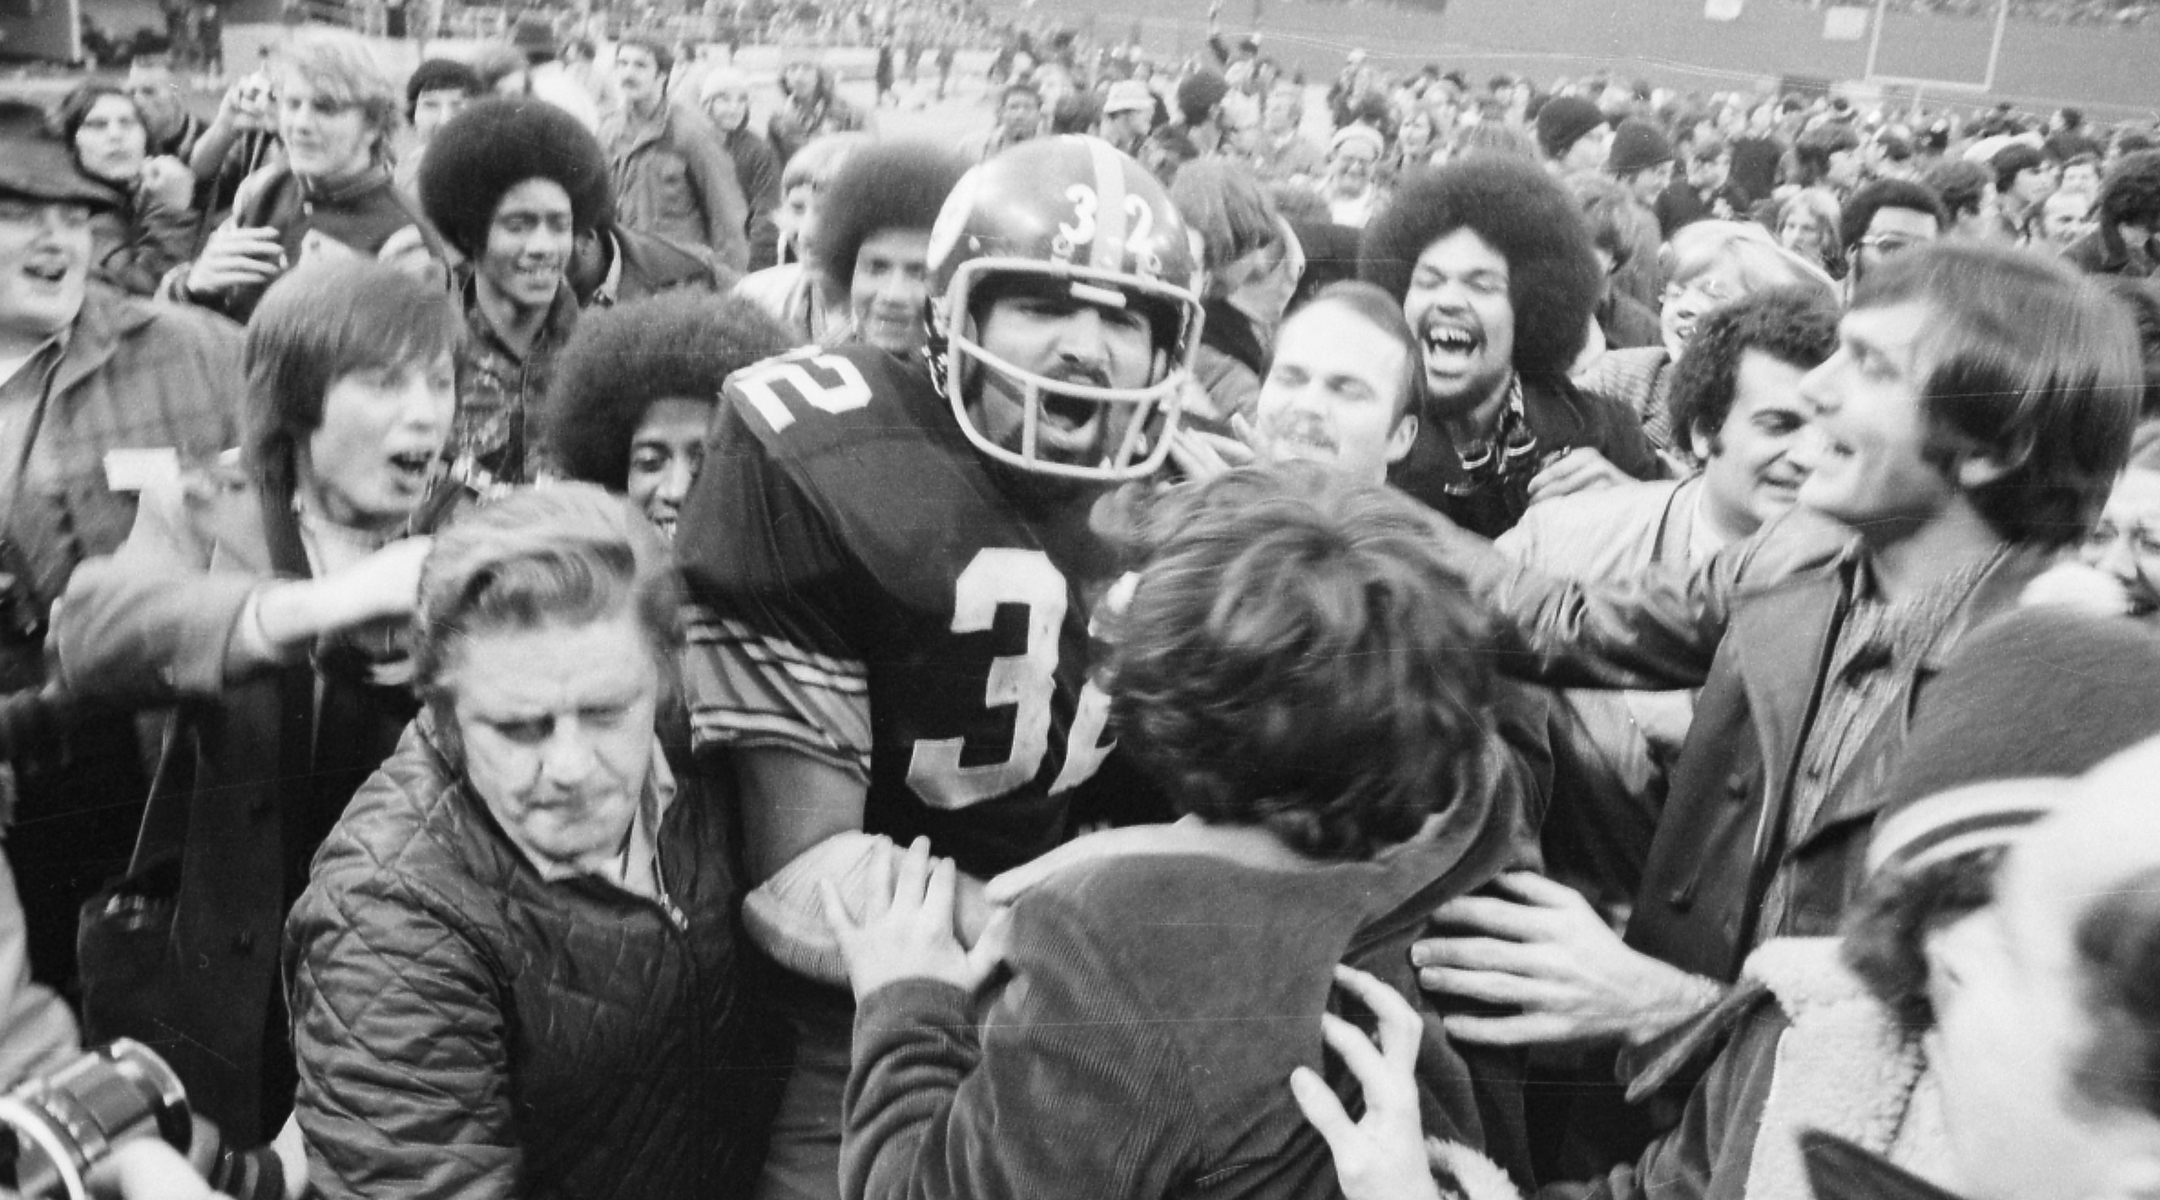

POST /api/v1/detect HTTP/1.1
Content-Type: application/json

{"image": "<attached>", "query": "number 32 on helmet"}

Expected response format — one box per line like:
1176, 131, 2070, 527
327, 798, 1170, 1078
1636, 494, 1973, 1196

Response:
928, 135, 1206, 481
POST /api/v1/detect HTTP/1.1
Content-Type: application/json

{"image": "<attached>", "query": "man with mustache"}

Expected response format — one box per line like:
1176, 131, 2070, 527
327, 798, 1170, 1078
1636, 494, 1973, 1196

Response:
1246, 280, 1421, 485
674, 135, 1205, 1200
1359, 155, 1662, 537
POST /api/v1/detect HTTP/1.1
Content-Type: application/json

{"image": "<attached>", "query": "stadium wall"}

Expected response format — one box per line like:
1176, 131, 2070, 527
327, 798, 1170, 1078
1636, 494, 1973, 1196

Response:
1031, 0, 2160, 118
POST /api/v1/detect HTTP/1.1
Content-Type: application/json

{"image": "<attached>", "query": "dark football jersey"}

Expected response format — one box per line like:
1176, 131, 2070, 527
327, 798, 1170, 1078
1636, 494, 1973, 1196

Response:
677, 344, 1141, 879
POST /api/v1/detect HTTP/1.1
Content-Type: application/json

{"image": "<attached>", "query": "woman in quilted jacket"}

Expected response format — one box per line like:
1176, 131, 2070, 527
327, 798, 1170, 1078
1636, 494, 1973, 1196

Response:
284, 485, 776, 1200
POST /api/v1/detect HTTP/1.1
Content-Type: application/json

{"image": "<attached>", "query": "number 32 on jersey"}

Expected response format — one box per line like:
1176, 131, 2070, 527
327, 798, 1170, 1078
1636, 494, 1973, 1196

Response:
906, 548, 1115, 810
736, 352, 873, 433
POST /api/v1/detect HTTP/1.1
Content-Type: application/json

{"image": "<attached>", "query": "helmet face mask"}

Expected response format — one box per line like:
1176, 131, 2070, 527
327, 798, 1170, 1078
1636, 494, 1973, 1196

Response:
928, 136, 1205, 482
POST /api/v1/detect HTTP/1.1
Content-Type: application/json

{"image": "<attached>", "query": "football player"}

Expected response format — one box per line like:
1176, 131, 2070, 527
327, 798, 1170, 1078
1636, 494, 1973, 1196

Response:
675, 135, 1204, 1200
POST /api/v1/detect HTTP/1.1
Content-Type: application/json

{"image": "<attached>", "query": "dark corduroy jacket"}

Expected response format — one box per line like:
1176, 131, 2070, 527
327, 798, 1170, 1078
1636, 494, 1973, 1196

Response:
840, 806, 1531, 1200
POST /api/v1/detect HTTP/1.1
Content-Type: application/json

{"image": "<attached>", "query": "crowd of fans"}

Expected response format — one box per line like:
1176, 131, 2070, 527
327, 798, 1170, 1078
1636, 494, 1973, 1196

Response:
1780, 0, 2157, 29
2, 17, 2160, 1200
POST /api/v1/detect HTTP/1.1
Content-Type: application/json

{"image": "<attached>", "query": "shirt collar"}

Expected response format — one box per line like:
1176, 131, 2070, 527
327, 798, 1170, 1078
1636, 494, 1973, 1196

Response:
461, 272, 580, 360
592, 229, 626, 307
509, 740, 677, 894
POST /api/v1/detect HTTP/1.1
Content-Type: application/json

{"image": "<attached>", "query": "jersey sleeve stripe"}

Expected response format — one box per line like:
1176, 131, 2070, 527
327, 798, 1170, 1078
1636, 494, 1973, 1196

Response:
684, 610, 869, 695
688, 709, 873, 777
681, 632, 874, 772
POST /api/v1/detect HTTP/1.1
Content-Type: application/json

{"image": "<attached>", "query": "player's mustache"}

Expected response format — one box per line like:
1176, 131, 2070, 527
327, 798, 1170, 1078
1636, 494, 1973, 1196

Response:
1042, 365, 1113, 389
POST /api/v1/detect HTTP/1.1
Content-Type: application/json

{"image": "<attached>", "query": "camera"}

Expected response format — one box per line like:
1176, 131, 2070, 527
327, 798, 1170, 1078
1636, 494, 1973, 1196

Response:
0, 1040, 190, 1200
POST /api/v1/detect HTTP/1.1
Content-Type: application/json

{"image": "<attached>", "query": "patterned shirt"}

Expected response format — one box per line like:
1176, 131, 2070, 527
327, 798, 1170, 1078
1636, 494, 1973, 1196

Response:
1756, 547, 2005, 937
450, 276, 580, 495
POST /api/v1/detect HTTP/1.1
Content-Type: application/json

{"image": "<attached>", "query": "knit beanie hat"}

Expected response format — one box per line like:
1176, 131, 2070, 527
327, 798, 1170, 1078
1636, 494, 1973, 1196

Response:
1877, 605, 2160, 818
1606, 118, 1675, 174
1176, 70, 1230, 126
1534, 95, 1606, 160
1329, 122, 1385, 160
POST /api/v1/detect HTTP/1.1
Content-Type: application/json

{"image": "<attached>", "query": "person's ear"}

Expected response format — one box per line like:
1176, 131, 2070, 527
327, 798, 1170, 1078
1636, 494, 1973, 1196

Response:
1950, 421, 2030, 490
1689, 421, 1715, 464
1385, 412, 1418, 464
1953, 450, 2015, 491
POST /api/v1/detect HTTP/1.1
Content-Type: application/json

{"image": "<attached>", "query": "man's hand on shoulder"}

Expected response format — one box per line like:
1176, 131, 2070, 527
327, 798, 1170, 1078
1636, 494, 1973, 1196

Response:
1412, 871, 1722, 1047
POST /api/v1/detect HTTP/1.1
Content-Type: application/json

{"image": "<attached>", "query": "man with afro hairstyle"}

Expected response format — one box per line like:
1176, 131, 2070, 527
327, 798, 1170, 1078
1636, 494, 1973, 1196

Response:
1359, 153, 1661, 537
421, 96, 611, 491
2063, 149, 2160, 278
1836, 178, 1946, 296
812, 139, 969, 356
546, 292, 794, 539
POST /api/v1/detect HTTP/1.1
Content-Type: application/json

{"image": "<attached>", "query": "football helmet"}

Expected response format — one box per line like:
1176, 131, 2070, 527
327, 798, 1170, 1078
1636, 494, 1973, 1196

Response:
927, 135, 1204, 481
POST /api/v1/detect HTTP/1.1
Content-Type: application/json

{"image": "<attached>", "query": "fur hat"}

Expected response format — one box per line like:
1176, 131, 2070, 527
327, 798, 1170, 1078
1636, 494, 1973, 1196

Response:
1606, 118, 1674, 174
418, 96, 612, 259
1357, 154, 1602, 376
1534, 95, 1607, 160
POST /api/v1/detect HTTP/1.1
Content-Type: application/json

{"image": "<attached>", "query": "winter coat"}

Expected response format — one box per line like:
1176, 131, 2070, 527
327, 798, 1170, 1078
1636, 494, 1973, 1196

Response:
56, 468, 445, 1139
605, 103, 751, 273
840, 800, 1535, 1200
1387, 372, 1664, 540
1576, 939, 1957, 1200
1574, 346, 1677, 454
1450, 512, 2058, 984
0, 284, 241, 1012
171, 162, 444, 324
88, 188, 201, 297
720, 125, 784, 271
286, 720, 772, 1200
